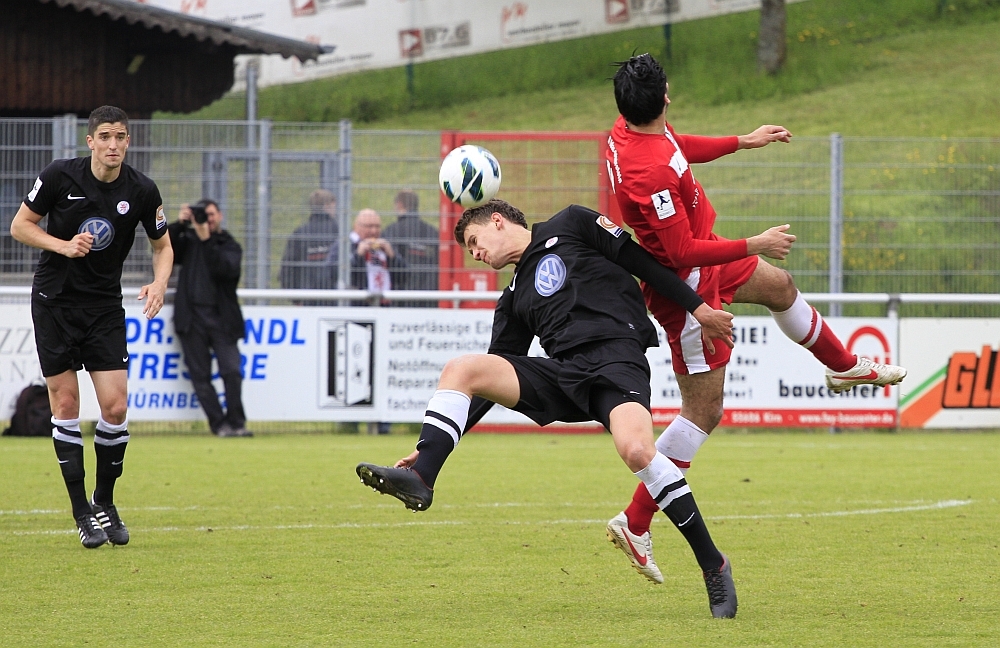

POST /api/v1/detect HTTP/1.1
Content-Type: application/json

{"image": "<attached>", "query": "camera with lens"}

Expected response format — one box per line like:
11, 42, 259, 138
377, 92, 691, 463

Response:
189, 200, 210, 225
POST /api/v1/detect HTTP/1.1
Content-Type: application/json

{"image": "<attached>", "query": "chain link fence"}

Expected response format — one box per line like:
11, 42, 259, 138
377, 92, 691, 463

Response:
3, 119, 996, 317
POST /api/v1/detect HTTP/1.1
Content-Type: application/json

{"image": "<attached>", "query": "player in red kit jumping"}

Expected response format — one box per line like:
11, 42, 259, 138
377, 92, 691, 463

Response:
603, 54, 906, 584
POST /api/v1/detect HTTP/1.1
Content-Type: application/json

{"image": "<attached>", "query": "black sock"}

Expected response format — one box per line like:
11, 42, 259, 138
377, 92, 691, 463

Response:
664, 492, 724, 573
410, 425, 456, 488
52, 427, 91, 519
93, 421, 129, 505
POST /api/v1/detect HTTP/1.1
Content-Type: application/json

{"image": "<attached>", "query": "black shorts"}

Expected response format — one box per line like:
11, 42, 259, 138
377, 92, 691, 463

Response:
496, 338, 652, 430
31, 300, 129, 377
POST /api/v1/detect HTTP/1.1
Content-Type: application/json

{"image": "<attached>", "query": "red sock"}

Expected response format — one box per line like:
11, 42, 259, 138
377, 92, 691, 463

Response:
809, 324, 856, 372
624, 483, 660, 536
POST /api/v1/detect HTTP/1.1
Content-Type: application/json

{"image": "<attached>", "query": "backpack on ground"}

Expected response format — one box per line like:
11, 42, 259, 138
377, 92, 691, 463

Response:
3, 384, 52, 437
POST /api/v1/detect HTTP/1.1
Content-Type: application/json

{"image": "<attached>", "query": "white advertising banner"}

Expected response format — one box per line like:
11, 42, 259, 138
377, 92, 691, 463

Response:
648, 316, 900, 428
898, 319, 1000, 429
3, 304, 897, 429
134, 0, 806, 87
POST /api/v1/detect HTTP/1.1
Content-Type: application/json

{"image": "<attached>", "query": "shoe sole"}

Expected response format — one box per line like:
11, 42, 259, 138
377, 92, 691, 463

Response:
826, 375, 906, 392
356, 464, 431, 511
826, 368, 907, 392
107, 534, 129, 546
606, 525, 663, 584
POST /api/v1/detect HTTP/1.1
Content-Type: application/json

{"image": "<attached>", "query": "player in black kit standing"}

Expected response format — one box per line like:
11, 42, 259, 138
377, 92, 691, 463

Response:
9, 106, 173, 548
357, 199, 739, 618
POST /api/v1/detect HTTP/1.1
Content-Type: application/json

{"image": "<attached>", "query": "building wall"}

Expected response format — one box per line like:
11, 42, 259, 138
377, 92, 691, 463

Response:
1, 1, 237, 116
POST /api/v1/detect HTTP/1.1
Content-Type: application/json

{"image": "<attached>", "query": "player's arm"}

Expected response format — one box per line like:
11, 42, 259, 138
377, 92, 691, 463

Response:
9, 203, 93, 257
649, 186, 795, 264
138, 208, 173, 319
674, 134, 739, 164
613, 238, 734, 354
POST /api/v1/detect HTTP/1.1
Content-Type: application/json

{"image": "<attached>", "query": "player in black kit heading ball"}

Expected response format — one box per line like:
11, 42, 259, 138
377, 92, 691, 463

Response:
357, 199, 739, 618
10, 106, 174, 548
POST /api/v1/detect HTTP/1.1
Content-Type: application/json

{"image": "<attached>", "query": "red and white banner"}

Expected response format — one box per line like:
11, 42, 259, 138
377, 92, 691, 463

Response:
132, 0, 807, 87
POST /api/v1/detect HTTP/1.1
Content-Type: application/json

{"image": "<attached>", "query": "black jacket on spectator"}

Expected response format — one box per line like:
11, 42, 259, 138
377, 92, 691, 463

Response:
382, 213, 439, 291
279, 212, 339, 289
167, 221, 245, 342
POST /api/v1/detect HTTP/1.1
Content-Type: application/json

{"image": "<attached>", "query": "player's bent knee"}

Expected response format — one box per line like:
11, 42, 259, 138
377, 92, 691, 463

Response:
102, 403, 128, 425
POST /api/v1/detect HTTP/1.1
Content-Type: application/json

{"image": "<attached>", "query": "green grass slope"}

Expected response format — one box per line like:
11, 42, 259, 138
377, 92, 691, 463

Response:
2, 432, 998, 646
175, 0, 1000, 136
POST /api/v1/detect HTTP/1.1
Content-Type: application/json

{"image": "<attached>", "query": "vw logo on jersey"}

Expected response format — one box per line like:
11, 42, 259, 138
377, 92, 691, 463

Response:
78, 217, 115, 251
534, 254, 566, 297
117, 201, 130, 215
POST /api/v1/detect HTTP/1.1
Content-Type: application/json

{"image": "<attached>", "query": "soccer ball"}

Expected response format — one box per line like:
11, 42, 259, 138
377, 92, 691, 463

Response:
438, 145, 502, 209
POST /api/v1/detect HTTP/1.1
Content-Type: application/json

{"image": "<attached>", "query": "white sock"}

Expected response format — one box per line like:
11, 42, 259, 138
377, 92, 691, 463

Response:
51, 416, 82, 445
423, 389, 472, 447
95, 416, 129, 445
655, 415, 709, 475
634, 453, 691, 511
770, 291, 822, 348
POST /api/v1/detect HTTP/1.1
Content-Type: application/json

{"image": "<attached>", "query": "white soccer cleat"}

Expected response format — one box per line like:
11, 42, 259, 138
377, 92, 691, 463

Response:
606, 512, 663, 584
825, 356, 907, 392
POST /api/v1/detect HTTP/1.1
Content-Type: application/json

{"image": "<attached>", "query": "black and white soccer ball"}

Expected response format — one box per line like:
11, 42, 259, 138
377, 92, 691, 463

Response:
438, 145, 502, 209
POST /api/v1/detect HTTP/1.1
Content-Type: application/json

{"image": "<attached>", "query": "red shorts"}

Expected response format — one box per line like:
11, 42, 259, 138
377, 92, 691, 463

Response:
644, 255, 759, 375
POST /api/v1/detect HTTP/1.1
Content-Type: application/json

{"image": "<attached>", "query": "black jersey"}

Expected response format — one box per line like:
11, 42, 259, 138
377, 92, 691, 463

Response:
488, 205, 660, 358
23, 157, 166, 306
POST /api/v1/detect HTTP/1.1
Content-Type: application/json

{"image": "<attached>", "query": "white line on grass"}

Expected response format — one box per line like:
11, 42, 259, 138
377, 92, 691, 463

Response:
8, 499, 973, 537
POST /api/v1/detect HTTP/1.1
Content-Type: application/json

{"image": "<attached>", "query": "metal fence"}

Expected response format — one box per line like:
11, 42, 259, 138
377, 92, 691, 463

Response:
2, 118, 999, 316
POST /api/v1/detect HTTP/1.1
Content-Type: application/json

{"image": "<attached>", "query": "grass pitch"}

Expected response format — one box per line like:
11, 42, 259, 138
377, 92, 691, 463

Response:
1, 431, 998, 647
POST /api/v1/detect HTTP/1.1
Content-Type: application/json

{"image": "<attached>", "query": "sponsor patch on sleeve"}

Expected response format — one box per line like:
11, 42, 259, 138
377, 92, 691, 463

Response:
651, 189, 677, 220
155, 206, 166, 229
595, 215, 623, 237
27, 177, 42, 203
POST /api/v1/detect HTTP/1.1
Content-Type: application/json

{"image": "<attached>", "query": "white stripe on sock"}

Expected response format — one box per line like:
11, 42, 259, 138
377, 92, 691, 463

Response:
424, 389, 472, 448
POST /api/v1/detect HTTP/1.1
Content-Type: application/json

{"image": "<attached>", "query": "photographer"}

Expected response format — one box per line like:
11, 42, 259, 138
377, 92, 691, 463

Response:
167, 200, 250, 437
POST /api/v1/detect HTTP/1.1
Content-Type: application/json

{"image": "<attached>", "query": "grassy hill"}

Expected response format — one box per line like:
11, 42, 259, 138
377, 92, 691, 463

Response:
173, 0, 1000, 136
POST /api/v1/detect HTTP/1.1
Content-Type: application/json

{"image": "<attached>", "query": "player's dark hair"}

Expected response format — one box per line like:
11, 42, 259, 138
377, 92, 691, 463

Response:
454, 199, 527, 245
612, 54, 667, 126
87, 106, 130, 136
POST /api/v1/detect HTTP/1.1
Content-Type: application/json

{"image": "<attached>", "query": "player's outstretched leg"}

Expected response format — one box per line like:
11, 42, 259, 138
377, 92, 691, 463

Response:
769, 290, 906, 392
606, 511, 663, 584
356, 389, 471, 511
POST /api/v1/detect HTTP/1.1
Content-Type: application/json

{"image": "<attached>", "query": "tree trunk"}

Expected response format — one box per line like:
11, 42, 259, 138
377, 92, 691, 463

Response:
758, 0, 786, 75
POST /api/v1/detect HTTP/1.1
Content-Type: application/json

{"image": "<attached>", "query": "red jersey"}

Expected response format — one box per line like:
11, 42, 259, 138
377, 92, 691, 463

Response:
606, 115, 745, 280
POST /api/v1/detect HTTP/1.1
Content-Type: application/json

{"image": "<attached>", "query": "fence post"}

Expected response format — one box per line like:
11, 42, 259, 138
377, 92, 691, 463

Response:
256, 119, 272, 289
52, 114, 76, 161
337, 119, 353, 295
829, 133, 843, 317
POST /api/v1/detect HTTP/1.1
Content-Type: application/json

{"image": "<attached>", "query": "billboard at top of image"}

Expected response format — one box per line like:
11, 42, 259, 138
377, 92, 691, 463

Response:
132, 0, 807, 87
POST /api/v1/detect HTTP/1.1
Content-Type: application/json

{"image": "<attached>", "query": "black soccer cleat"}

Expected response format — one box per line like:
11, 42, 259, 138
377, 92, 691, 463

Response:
356, 463, 433, 511
91, 499, 129, 546
703, 554, 738, 619
75, 513, 109, 549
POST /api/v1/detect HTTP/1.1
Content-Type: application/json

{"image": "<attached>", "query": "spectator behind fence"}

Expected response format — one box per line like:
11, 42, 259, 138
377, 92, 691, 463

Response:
350, 208, 407, 302
168, 199, 250, 438
382, 190, 439, 307
279, 189, 339, 292
349, 208, 406, 436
